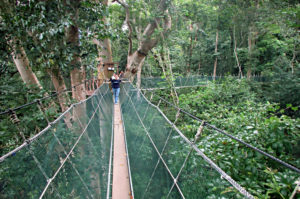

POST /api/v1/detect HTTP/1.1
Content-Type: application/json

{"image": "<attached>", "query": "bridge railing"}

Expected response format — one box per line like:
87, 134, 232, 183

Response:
0, 83, 114, 199
138, 75, 268, 89
119, 83, 254, 199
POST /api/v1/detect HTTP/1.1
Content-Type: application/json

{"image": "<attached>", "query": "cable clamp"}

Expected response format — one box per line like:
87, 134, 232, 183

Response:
25, 139, 31, 145
36, 99, 41, 105
9, 109, 20, 124
194, 121, 205, 143
47, 178, 53, 183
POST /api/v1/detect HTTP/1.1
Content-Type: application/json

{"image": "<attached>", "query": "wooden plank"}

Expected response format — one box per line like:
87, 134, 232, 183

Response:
112, 103, 132, 199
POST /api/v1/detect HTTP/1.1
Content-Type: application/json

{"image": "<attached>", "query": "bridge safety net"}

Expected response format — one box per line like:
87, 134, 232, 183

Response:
119, 82, 254, 199
138, 75, 268, 89
1, 79, 292, 199
0, 83, 113, 199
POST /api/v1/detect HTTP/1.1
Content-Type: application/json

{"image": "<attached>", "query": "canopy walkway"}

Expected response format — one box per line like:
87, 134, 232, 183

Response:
137, 75, 267, 90
0, 80, 299, 199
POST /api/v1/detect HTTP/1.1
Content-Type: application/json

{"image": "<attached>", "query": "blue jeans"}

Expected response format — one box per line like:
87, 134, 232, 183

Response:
113, 88, 120, 104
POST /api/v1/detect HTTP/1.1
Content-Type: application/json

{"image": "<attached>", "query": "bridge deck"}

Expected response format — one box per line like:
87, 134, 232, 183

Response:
112, 103, 131, 199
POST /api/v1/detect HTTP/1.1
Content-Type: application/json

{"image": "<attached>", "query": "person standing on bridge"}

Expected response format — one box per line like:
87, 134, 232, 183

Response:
110, 73, 121, 104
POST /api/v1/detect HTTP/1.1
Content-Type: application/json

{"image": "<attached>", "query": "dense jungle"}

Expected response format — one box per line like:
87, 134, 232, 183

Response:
0, 0, 299, 198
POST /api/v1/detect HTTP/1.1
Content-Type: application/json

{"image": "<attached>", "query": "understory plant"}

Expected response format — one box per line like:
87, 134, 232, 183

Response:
174, 77, 300, 198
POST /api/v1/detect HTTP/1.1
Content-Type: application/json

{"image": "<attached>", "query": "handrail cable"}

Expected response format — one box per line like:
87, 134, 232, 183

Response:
39, 88, 104, 199
0, 78, 107, 116
145, 89, 300, 174
127, 83, 254, 199
0, 83, 108, 163
123, 85, 186, 199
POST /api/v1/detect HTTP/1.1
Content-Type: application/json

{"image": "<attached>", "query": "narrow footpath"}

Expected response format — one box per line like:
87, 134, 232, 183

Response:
112, 103, 131, 199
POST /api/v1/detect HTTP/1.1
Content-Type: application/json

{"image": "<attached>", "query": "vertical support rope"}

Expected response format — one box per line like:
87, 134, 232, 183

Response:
148, 90, 300, 174
8, 110, 63, 199
165, 121, 205, 199
123, 86, 186, 199
1, 83, 108, 163
141, 127, 174, 199
36, 99, 95, 198
73, 109, 102, 158
39, 95, 103, 199
135, 83, 255, 199
142, 109, 180, 198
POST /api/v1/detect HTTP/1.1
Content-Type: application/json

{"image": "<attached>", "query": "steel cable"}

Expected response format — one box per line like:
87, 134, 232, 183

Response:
0, 78, 107, 116
146, 89, 300, 174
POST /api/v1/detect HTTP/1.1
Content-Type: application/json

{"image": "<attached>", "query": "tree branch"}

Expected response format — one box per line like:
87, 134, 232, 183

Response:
115, 0, 133, 56
139, 8, 171, 54
92, 38, 105, 47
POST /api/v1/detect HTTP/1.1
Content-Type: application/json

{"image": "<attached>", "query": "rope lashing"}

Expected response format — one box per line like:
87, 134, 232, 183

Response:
9, 109, 20, 124
194, 121, 205, 143
9, 110, 26, 141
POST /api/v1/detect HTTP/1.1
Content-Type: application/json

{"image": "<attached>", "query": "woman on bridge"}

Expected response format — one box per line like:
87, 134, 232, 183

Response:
110, 73, 122, 104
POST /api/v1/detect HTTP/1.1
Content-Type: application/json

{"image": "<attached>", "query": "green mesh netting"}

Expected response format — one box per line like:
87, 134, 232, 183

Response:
0, 83, 113, 199
138, 76, 267, 89
120, 82, 252, 199
139, 76, 215, 89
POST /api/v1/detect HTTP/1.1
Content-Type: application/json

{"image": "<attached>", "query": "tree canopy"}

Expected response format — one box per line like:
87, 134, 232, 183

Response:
0, 0, 299, 198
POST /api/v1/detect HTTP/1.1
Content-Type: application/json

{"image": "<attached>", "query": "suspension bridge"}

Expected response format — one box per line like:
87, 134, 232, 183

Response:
0, 78, 299, 199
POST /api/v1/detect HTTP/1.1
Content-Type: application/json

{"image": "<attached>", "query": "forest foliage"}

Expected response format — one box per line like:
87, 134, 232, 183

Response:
0, 0, 299, 198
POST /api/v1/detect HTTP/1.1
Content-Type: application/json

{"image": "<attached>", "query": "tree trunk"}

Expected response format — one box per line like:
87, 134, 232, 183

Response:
136, 63, 142, 89
247, 28, 254, 80
153, 48, 179, 105
70, 67, 86, 101
65, 1, 86, 101
213, 30, 219, 81
93, 0, 113, 82
198, 62, 201, 74
136, 63, 143, 99
187, 24, 193, 72
233, 25, 243, 78
95, 38, 113, 81
126, 51, 147, 80
166, 48, 179, 105
247, 1, 260, 80
11, 40, 42, 89
47, 69, 69, 112
121, 0, 171, 79
47, 68, 72, 128
290, 45, 296, 74
64, 0, 87, 128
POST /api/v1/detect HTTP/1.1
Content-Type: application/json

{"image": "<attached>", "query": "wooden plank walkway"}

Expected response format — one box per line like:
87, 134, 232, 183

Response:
112, 103, 131, 199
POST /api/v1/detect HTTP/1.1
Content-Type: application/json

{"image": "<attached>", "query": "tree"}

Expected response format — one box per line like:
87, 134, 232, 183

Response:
0, 1, 42, 89
114, 0, 172, 79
